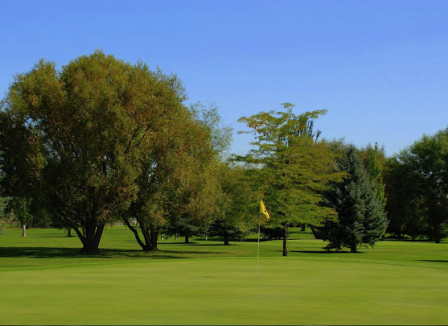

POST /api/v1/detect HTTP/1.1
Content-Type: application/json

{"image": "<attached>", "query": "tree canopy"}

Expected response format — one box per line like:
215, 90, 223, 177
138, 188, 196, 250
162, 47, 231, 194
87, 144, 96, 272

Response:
237, 103, 345, 256
385, 129, 448, 242
0, 51, 210, 253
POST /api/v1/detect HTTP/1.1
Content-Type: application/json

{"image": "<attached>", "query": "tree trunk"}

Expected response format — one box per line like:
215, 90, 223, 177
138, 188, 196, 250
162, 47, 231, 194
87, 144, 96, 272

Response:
185, 234, 190, 244
282, 224, 289, 256
301, 223, 306, 231
67, 228, 72, 237
309, 225, 320, 239
434, 227, 441, 243
79, 223, 104, 254
22, 224, 26, 238
59, 211, 105, 254
122, 215, 156, 251
223, 234, 229, 245
350, 243, 357, 253
150, 230, 159, 250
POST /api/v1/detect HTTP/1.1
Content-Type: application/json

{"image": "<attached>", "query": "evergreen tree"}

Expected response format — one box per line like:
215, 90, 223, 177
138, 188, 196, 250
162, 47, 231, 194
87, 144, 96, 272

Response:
317, 147, 388, 252
359, 143, 387, 211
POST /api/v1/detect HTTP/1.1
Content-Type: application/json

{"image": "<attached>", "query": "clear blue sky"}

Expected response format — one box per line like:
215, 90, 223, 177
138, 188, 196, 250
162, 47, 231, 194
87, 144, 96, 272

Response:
1, 0, 447, 156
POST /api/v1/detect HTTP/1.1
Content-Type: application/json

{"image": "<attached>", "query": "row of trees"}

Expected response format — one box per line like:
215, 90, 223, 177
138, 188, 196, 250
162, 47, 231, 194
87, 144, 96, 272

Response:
235, 108, 388, 254
0, 51, 445, 255
0, 51, 270, 254
384, 129, 448, 243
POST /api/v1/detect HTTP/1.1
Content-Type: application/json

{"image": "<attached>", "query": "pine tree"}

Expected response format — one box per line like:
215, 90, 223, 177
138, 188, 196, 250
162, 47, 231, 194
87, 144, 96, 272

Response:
317, 147, 388, 252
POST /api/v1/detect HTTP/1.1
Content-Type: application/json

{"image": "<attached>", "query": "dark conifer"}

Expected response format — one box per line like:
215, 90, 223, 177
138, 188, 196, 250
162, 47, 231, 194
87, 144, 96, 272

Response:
316, 147, 388, 252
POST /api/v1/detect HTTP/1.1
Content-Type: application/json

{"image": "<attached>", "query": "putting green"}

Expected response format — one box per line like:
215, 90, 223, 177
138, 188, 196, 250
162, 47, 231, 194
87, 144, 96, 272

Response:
1, 256, 447, 325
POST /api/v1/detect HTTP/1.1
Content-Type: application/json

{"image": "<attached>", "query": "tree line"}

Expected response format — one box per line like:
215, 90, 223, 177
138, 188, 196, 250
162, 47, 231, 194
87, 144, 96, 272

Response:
0, 51, 446, 254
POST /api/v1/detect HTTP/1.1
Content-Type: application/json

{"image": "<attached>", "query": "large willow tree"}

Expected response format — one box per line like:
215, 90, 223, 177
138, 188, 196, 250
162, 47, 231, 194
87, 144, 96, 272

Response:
121, 114, 220, 250
0, 51, 201, 253
237, 103, 345, 256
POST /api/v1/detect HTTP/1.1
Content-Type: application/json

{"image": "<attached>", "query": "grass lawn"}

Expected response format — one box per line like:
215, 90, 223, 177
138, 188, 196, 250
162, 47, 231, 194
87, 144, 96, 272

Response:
1, 226, 447, 325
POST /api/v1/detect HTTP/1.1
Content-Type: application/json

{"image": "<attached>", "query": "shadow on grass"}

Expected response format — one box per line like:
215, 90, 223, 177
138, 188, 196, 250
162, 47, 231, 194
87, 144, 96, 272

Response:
0, 247, 228, 260
420, 260, 448, 263
291, 250, 364, 254
161, 242, 234, 246
240, 239, 271, 243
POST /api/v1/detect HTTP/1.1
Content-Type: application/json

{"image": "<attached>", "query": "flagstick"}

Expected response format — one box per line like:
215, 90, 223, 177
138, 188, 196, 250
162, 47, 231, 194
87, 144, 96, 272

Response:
256, 210, 261, 277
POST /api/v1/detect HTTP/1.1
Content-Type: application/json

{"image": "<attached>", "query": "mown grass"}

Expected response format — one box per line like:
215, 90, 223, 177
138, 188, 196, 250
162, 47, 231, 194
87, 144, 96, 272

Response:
1, 226, 448, 325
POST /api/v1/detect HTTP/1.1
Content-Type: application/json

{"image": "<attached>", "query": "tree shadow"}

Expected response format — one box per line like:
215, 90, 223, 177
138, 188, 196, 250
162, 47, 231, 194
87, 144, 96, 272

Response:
240, 239, 271, 242
158, 250, 227, 255
0, 246, 227, 259
291, 250, 364, 254
419, 260, 448, 264
161, 242, 232, 247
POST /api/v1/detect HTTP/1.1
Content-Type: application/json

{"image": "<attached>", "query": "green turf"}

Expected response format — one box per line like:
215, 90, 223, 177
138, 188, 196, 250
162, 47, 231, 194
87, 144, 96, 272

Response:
1, 227, 448, 325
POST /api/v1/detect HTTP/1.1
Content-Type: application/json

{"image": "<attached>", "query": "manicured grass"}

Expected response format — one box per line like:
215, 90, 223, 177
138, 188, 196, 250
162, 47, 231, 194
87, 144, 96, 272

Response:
1, 227, 448, 325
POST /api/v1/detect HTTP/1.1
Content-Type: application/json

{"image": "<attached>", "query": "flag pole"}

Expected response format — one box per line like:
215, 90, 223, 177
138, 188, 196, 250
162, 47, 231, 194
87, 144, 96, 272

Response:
256, 207, 261, 277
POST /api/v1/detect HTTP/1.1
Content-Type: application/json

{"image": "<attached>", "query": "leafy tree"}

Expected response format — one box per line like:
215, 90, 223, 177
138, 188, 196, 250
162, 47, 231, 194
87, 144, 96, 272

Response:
164, 103, 234, 244
189, 101, 233, 156
384, 157, 426, 240
388, 129, 448, 243
167, 161, 222, 244
316, 147, 388, 252
0, 157, 11, 235
207, 163, 259, 245
0, 51, 190, 253
8, 197, 33, 237
121, 109, 223, 249
237, 103, 345, 256
259, 225, 284, 240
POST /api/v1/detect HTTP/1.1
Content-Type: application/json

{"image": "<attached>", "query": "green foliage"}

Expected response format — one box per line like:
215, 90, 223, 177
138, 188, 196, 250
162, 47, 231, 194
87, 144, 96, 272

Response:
207, 163, 259, 244
237, 103, 345, 255
189, 101, 233, 157
316, 147, 388, 252
8, 197, 33, 237
155, 106, 234, 246
9, 197, 33, 225
0, 158, 11, 232
385, 128, 448, 242
359, 142, 387, 209
259, 225, 284, 240
384, 156, 427, 240
0, 51, 196, 253
121, 96, 219, 250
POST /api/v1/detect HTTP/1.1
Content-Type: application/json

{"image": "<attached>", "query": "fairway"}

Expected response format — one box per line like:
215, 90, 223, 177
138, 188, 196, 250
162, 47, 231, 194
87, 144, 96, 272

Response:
1, 227, 448, 325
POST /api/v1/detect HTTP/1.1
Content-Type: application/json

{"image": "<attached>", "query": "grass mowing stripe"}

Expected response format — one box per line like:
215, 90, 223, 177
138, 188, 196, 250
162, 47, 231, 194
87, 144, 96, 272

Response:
1, 227, 448, 324
1, 257, 448, 325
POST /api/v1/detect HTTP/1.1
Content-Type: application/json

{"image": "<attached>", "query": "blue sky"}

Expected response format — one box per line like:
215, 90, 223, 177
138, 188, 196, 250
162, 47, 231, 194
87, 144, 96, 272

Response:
1, 0, 447, 156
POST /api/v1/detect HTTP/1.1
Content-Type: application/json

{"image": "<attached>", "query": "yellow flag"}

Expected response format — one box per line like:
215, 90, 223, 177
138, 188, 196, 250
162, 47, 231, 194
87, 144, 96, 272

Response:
260, 200, 270, 220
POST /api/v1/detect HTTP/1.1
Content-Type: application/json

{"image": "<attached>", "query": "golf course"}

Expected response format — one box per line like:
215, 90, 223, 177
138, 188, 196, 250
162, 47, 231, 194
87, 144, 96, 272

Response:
1, 226, 447, 325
